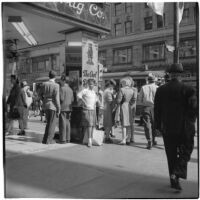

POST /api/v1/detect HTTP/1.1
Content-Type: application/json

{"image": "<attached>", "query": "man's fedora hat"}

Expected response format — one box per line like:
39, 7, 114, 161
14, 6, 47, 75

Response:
168, 63, 183, 73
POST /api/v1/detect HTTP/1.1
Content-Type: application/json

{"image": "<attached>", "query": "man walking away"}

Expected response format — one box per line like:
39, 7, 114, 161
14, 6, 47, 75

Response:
41, 70, 60, 144
58, 75, 74, 144
138, 73, 158, 149
154, 63, 197, 191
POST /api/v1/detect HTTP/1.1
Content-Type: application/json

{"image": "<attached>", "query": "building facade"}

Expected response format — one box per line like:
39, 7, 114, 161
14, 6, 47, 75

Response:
99, 2, 197, 87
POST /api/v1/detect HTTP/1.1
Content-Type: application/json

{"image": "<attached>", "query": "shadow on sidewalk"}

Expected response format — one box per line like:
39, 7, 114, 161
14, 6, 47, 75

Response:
5, 147, 199, 199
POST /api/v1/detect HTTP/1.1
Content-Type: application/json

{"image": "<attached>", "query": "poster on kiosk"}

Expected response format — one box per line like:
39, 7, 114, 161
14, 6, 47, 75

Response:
82, 37, 98, 91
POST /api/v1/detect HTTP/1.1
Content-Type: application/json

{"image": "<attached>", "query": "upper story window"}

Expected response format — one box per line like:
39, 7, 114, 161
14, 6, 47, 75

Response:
115, 23, 122, 36
144, 16, 153, 30
144, 3, 148, 8
115, 3, 122, 16
113, 47, 132, 64
182, 8, 189, 22
143, 42, 165, 61
125, 21, 132, 35
125, 3, 132, 13
157, 14, 165, 28
99, 50, 106, 66
180, 38, 196, 58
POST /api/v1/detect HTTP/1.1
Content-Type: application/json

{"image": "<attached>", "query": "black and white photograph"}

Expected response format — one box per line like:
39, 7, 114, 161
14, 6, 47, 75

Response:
1, 1, 199, 199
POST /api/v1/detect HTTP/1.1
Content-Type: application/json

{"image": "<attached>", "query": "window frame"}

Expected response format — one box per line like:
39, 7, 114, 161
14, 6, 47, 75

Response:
125, 21, 132, 35
142, 42, 166, 62
113, 46, 132, 65
114, 23, 122, 36
144, 16, 153, 30
179, 37, 196, 59
115, 3, 122, 16
125, 3, 132, 13
157, 14, 165, 28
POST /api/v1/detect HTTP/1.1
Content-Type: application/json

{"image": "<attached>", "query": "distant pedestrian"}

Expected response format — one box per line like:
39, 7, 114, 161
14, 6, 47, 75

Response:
77, 79, 99, 147
41, 70, 60, 144
58, 75, 74, 144
103, 79, 116, 143
6, 75, 21, 135
16, 81, 29, 135
154, 63, 197, 191
138, 73, 158, 149
116, 77, 135, 145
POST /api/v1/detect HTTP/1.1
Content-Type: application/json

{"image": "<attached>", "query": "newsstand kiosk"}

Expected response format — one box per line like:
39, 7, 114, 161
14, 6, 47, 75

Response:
64, 30, 101, 142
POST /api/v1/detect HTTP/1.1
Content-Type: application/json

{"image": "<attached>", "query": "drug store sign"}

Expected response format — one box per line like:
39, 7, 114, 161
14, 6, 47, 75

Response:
35, 2, 111, 30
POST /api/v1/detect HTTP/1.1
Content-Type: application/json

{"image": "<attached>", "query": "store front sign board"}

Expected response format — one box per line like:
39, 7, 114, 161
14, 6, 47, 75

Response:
34, 2, 111, 31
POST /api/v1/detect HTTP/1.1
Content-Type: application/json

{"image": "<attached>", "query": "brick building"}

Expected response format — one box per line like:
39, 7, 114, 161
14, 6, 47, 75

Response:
99, 2, 197, 88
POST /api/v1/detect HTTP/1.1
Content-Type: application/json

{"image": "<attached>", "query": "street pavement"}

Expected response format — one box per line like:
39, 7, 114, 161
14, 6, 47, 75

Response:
4, 115, 199, 199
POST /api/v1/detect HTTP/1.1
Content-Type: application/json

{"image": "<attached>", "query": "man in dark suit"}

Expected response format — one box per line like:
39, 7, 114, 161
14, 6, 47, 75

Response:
58, 75, 74, 144
154, 63, 197, 191
41, 70, 60, 144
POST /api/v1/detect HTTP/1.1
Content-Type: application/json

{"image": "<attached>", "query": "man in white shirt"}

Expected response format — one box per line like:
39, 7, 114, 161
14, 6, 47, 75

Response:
77, 79, 99, 147
138, 73, 158, 149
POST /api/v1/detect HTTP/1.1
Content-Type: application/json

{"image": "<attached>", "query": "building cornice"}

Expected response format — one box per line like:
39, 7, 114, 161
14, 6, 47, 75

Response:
99, 25, 196, 47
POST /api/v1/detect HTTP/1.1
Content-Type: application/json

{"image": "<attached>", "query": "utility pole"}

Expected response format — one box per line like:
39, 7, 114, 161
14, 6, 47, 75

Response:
174, 2, 179, 64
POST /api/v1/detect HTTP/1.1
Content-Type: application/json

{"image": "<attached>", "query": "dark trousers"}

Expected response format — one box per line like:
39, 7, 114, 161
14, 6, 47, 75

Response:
42, 109, 57, 144
142, 106, 155, 142
163, 127, 195, 179
59, 111, 71, 142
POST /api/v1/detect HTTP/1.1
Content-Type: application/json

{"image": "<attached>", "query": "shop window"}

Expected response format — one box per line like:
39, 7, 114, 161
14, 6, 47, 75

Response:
125, 3, 132, 13
115, 3, 122, 16
144, 16, 153, 30
115, 23, 122, 36
157, 14, 165, 28
32, 55, 50, 72
99, 50, 106, 67
52, 54, 59, 70
125, 21, 132, 35
179, 39, 196, 58
113, 47, 132, 64
143, 42, 165, 61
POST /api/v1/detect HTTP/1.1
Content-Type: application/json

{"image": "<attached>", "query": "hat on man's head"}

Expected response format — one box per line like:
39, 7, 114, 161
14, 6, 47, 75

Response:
148, 73, 155, 81
168, 63, 183, 73
49, 70, 57, 79
22, 81, 28, 87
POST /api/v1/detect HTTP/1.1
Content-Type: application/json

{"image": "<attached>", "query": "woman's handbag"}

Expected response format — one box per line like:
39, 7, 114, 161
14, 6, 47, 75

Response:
9, 108, 20, 119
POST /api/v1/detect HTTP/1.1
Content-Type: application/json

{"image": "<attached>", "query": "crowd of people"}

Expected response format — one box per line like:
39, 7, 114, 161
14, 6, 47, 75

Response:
5, 63, 197, 191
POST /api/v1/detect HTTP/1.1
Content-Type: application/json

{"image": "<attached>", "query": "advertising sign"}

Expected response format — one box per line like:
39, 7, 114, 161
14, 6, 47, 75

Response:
34, 3, 111, 31
82, 37, 98, 87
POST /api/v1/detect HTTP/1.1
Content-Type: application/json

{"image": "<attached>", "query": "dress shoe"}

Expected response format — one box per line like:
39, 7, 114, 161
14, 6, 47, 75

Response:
17, 130, 25, 136
130, 139, 135, 143
146, 141, 152, 150
170, 175, 182, 191
152, 140, 157, 146
104, 138, 113, 144
126, 141, 131, 145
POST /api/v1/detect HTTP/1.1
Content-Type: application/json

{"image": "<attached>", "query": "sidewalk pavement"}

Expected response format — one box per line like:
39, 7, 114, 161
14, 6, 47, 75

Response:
5, 116, 198, 198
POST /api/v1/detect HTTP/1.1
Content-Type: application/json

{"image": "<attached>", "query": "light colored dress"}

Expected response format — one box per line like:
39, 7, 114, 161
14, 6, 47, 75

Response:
103, 88, 113, 128
117, 86, 135, 127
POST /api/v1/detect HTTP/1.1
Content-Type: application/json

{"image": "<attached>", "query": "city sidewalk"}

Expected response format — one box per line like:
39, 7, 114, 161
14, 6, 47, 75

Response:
5, 116, 198, 198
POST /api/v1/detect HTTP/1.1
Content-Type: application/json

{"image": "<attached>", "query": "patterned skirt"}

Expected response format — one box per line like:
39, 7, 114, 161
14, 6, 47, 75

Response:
81, 108, 96, 127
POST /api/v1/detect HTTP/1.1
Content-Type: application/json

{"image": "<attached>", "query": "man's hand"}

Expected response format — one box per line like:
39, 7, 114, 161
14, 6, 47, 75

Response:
56, 111, 60, 118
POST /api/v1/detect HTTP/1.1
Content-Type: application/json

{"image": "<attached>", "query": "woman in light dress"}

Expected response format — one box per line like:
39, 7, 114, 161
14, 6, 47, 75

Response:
116, 77, 135, 145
